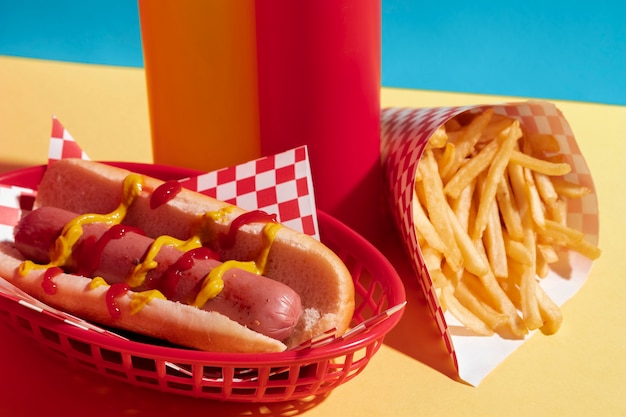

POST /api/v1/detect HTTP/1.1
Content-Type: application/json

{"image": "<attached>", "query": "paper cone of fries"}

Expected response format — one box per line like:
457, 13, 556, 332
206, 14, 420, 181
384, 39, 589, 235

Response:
381, 101, 600, 385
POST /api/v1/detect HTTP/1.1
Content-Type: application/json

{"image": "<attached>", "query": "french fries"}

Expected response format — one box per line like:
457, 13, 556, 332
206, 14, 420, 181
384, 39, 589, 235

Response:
414, 109, 601, 337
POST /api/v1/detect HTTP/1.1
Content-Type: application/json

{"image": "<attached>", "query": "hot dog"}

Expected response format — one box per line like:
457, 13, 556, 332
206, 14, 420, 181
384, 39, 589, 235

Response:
14, 206, 302, 341
0, 159, 355, 353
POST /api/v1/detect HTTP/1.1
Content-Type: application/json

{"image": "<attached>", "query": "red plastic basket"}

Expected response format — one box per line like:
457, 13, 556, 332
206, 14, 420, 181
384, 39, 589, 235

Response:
0, 163, 406, 402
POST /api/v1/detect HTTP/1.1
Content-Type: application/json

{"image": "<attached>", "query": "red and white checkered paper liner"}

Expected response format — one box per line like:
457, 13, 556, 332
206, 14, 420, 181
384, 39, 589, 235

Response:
0, 117, 323, 345
381, 101, 599, 386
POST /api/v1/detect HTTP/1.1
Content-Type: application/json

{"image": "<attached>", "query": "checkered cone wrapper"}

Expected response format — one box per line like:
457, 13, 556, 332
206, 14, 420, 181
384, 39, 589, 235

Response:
0, 116, 320, 343
380, 101, 599, 386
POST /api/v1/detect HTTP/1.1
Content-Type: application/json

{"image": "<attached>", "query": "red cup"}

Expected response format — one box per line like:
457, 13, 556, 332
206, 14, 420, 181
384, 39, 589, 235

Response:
256, 0, 383, 242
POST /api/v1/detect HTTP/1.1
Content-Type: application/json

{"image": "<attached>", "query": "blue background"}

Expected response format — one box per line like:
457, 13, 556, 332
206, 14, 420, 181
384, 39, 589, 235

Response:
1, 0, 624, 105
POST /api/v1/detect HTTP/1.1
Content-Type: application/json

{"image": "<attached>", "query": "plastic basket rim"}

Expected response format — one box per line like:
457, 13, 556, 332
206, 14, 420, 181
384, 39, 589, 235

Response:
0, 161, 406, 367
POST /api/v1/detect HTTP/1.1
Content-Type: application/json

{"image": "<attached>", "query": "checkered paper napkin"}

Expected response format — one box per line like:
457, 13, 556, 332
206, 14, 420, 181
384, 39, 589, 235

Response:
381, 101, 600, 386
0, 117, 321, 343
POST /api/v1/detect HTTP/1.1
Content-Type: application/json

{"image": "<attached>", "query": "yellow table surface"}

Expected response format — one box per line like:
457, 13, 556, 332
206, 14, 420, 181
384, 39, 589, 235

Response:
0, 55, 624, 416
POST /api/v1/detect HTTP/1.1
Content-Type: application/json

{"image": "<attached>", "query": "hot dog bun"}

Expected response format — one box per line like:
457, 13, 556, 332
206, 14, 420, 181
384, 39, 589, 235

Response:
1, 158, 355, 352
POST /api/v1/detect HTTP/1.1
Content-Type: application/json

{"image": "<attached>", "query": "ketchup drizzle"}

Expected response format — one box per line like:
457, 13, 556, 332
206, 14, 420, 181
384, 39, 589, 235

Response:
160, 247, 220, 299
106, 283, 130, 318
76, 224, 146, 277
42, 266, 63, 295
150, 180, 182, 209
219, 210, 277, 249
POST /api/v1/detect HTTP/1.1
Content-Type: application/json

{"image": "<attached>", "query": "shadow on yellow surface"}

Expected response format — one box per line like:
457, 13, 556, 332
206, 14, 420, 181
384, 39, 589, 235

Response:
373, 216, 461, 382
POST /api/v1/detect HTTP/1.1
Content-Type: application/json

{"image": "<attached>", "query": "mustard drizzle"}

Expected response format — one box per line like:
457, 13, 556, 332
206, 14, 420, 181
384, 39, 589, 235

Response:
18, 174, 144, 276
131, 218, 282, 309
126, 234, 203, 288
189, 209, 281, 308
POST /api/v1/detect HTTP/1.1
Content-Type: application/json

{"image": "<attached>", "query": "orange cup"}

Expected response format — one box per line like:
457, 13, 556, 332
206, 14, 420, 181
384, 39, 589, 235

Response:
138, 0, 262, 172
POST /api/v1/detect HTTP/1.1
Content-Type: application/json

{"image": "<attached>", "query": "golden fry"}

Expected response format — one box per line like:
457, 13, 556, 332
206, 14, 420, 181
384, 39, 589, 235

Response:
537, 243, 559, 264
442, 260, 463, 289
536, 253, 550, 278
507, 162, 533, 228
483, 200, 508, 278
428, 126, 449, 149
444, 204, 490, 277
510, 150, 571, 176
456, 273, 510, 331
480, 268, 528, 338
472, 121, 522, 241
519, 230, 543, 330
412, 193, 447, 255
536, 284, 563, 335
450, 179, 476, 233
414, 176, 426, 206
534, 171, 559, 208
540, 219, 585, 246
523, 167, 547, 229
420, 245, 443, 271
496, 175, 524, 240
551, 177, 591, 199
503, 232, 533, 265
440, 284, 494, 336
430, 268, 449, 289
568, 238, 602, 260
419, 150, 464, 272
546, 198, 568, 226
437, 142, 456, 179
444, 139, 498, 199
